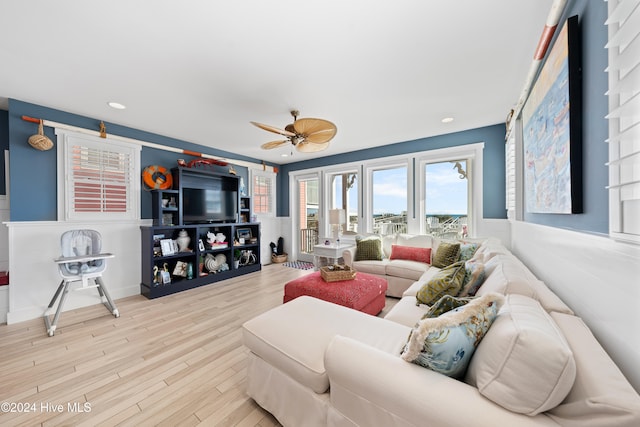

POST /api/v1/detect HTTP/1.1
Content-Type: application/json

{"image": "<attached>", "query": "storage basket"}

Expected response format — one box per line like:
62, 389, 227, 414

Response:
271, 253, 288, 263
320, 265, 356, 282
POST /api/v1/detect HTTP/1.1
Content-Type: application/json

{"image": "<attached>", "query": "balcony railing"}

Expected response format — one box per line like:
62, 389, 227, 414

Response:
300, 228, 318, 254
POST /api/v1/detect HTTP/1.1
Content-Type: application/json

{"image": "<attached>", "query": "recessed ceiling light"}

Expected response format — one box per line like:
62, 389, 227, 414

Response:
441, 117, 454, 123
281, 153, 289, 157
108, 102, 126, 110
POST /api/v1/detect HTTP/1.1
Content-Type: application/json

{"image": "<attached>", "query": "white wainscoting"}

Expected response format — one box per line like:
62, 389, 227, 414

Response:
5, 220, 146, 325
0, 195, 10, 323
510, 221, 640, 392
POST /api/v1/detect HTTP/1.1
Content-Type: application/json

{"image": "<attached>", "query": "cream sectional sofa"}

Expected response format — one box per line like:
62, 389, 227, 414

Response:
242, 237, 640, 427
342, 233, 434, 297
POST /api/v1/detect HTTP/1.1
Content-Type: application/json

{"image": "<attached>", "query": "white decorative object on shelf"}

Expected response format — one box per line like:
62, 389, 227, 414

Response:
176, 229, 191, 252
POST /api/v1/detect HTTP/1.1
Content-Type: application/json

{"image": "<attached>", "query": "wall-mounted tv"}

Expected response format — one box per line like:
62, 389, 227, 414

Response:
177, 169, 239, 224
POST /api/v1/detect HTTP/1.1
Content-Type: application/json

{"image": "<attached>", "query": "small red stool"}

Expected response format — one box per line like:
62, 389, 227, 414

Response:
283, 271, 387, 315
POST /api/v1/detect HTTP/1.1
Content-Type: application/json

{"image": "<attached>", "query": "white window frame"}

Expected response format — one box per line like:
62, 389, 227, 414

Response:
322, 161, 362, 234
416, 143, 484, 235
249, 168, 276, 219
363, 156, 411, 234
56, 129, 141, 221
606, 0, 640, 244
289, 143, 484, 238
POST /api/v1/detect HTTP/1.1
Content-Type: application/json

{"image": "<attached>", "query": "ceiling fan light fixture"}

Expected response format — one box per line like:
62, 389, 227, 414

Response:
253, 109, 337, 154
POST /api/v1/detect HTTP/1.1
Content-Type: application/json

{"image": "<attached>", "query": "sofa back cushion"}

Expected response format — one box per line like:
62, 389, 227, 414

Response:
477, 255, 574, 315
547, 312, 640, 426
465, 294, 576, 416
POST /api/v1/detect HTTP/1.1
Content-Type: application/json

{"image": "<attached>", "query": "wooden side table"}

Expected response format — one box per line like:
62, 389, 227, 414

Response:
313, 243, 355, 269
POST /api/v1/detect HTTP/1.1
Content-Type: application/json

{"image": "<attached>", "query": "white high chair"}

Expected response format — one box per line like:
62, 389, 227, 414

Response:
44, 229, 120, 336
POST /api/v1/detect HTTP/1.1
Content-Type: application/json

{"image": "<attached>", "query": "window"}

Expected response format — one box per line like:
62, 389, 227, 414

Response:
424, 160, 469, 238
250, 169, 276, 217
328, 170, 358, 233
606, 0, 640, 244
368, 164, 408, 235
56, 129, 140, 221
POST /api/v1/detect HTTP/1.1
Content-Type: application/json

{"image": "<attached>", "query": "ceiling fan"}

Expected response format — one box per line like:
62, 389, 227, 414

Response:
251, 110, 337, 153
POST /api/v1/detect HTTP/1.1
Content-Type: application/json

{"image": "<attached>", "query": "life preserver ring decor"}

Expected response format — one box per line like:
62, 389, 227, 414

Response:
142, 165, 173, 190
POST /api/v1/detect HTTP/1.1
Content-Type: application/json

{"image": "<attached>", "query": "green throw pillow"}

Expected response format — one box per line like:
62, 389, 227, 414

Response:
355, 235, 384, 261
416, 260, 466, 305
422, 294, 474, 319
401, 293, 504, 379
432, 242, 461, 268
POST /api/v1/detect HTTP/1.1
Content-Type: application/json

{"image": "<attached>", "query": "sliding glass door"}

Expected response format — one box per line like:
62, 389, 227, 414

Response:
293, 173, 320, 262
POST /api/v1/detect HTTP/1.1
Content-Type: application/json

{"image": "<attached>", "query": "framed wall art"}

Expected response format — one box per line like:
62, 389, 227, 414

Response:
522, 15, 582, 214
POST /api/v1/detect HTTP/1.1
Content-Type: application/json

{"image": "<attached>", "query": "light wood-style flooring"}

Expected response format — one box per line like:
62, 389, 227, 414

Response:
0, 264, 397, 426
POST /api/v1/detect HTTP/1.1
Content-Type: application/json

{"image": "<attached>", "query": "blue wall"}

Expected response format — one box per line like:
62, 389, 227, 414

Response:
6, 99, 273, 221
522, 0, 609, 234
277, 124, 508, 219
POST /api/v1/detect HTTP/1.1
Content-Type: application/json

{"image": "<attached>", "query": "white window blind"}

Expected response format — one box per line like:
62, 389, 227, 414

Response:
57, 130, 140, 221
606, 0, 640, 244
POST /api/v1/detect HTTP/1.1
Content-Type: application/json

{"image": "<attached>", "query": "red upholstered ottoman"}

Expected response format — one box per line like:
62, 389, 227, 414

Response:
283, 271, 387, 315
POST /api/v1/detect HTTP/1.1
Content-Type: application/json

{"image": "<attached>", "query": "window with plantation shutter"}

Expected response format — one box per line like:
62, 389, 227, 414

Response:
57, 129, 140, 221
505, 119, 522, 221
250, 169, 275, 217
606, 0, 640, 244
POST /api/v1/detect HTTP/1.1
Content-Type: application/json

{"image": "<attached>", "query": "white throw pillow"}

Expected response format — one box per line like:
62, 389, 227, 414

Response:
465, 294, 576, 415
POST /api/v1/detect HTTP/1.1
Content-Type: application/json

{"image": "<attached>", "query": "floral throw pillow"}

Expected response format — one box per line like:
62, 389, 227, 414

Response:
401, 292, 504, 379
459, 261, 486, 296
458, 243, 479, 262
354, 235, 384, 261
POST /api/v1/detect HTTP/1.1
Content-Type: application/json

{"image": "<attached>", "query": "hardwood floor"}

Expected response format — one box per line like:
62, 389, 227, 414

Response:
0, 264, 397, 426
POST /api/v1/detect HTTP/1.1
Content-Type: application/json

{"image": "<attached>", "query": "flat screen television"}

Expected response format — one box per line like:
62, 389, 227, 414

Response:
182, 178, 238, 224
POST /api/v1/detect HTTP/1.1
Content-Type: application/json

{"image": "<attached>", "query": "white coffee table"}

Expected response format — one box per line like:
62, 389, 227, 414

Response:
313, 243, 355, 269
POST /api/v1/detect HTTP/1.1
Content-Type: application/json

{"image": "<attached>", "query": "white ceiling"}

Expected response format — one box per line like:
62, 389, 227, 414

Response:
0, 0, 553, 165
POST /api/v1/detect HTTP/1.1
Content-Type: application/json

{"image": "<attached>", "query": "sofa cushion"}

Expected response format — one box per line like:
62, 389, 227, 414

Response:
385, 259, 430, 281
477, 255, 574, 315
547, 312, 640, 426
383, 296, 430, 327
396, 233, 433, 248
400, 292, 504, 379
465, 294, 576, 416
416, 261, 466, 305
352, 259, 389, 276
242, 296, 409, 394
355, 235, 384, 261
389, 244, 431, 264
432, 241, 461, 268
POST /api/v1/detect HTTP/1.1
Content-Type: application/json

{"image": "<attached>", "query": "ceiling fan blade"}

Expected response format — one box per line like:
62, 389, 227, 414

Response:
261, 140, 290, 150
293, 118, 337, 143
296, 141, 330, 153
250, 121, 296, 138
